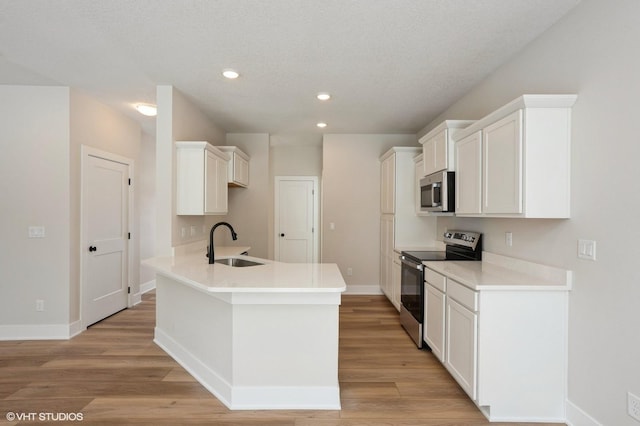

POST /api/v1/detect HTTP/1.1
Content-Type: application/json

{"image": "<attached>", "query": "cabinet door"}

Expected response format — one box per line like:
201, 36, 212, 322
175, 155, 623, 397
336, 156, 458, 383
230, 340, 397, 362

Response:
424, 284, 446, 362
422, 129, 447, 176
422, 136, 434, 176
432, 129, 448, 174
455, 131, 482, 215
392, 258, 402, 311
379, 215, 394, 300
445, 297, 478, 400
233, 154, 249, 187
380, 155, 396, 214
483, 110, 523, 214
204, 151, 228, 214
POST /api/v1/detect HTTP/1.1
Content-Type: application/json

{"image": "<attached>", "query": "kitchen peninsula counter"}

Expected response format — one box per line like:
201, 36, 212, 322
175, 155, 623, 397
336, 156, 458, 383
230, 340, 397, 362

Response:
143, 251, 346, 294
142, 250, 346, 411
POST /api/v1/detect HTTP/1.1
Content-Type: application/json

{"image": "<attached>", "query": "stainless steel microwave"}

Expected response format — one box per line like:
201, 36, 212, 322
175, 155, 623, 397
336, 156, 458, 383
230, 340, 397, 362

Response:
420, 171, 455, 212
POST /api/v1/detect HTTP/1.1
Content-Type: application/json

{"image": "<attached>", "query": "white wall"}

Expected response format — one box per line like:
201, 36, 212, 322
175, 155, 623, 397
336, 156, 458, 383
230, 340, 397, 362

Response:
138, 131, 156, 287
155, 85, 226, 256
321, 134, 417, 289
218, 133, 270, 259
0, 86, 142, 337
267, 133, 323, 259
69, 89, 142, 317
0, 86, 71, 330
419, 1, 640, 424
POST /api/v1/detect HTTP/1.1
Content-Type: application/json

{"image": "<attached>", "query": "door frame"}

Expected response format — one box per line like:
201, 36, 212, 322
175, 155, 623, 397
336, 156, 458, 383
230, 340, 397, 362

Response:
274, 176, 320, 263
80, 145, 134, 329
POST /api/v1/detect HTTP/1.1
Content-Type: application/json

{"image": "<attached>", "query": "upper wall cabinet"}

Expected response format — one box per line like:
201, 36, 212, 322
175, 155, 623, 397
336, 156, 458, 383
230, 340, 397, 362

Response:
453, 95, 577, 218
217, 146, 250, 188
419, 120, 474, 177
176, 141, 229, 215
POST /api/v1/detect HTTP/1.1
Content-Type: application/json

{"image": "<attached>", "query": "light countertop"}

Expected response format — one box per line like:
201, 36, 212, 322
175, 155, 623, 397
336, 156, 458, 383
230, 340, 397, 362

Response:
142, 249, 346, 294
424, 252, 572, 291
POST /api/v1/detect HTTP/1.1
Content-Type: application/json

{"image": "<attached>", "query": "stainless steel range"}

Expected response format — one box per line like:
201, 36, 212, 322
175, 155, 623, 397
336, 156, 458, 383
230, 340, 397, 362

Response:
399, 231, 482, 348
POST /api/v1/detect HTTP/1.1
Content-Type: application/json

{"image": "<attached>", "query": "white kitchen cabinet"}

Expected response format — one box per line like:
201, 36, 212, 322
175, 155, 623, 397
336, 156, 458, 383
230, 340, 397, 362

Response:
483, 110, 522, 214
379, 214, 395, 305
379, 221, 402, 311
413, 154, 428, 216
379, 147, 438, 309
453, 94, 577, 218
454, 131, 482, 215
419, 120, 474, 177
176, 141, 229, 215
392, 251, 402, 311
217, 146, 250, 187
424, 254, 570, 422
445, 281, 478, 401
423, 268, 446, 362
380, 152, 396, 214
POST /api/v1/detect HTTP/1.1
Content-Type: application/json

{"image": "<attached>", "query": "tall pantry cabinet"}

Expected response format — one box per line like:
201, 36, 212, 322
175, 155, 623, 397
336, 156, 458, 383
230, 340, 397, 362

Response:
380, 147, 437, 310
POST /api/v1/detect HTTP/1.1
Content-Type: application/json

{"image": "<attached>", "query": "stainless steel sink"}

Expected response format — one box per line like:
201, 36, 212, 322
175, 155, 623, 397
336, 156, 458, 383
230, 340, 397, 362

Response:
214, 258, 264, 267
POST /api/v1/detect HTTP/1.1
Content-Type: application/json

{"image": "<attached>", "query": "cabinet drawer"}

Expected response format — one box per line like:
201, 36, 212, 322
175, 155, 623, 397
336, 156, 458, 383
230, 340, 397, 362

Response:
447, 280, 477, 311
424, 268, 446, 292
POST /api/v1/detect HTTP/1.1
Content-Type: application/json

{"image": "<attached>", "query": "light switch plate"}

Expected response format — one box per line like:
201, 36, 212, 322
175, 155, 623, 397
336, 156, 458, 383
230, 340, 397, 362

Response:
578, 239, 596, 261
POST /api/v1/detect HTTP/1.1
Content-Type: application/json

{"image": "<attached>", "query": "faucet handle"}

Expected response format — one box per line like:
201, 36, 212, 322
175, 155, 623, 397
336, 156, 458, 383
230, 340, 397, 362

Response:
206, 245, 210, 258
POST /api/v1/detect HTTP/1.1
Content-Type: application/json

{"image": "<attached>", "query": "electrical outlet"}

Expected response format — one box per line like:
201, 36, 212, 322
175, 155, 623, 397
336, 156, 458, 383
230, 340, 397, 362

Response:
36, 299, 44, 312
347, 267, 353, 276
505, 232, 513, 247
190, 225, 197, 237
629, 391, 640, 421
181, 227, 187, 238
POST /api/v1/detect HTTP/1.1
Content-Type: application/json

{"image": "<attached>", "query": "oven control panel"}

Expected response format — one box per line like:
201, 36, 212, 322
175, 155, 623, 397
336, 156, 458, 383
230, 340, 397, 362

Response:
443, 230, 481, 250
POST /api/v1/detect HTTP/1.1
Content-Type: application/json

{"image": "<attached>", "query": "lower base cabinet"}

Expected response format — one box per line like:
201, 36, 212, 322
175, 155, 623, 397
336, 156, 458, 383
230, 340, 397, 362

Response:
391, 253, 401, 311
424, 282, 446, 362
424, 266, 568, 423
445, 297, 478, 401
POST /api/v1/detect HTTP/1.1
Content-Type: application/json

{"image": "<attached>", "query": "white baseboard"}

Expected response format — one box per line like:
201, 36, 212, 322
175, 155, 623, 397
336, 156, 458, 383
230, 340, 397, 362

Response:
154, 327, 233, 407
344, 285, 383, 295
154, 327, 341, 410
130, 292, 142, 306
0, 323, 77, 341
566, 399, 602, 426
140, 279, 156, 294
68, 320, 84, 338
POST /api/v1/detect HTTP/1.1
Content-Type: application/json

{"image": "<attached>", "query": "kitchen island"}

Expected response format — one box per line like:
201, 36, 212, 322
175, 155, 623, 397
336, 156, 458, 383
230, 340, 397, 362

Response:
142, 248, 346, 410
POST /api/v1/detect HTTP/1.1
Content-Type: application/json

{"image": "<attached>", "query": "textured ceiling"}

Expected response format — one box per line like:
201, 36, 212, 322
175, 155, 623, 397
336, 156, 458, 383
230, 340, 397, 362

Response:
0, 0, 581, 135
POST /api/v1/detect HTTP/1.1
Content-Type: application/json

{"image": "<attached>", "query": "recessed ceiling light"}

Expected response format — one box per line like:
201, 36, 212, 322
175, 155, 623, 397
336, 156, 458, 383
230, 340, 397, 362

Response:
317, 93, 331, 101
135, 103, 157, 117
222, 69, 240, 79
317, 122, 328, 128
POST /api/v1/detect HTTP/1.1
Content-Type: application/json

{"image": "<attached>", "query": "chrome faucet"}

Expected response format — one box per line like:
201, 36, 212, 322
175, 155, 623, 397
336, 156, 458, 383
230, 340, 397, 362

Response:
207, 222, 238, 264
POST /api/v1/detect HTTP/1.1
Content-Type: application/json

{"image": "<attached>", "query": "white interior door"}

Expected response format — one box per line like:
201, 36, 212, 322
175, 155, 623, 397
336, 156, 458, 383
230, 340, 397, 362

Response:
82, 148, 130, 327
275, 177, 318, 263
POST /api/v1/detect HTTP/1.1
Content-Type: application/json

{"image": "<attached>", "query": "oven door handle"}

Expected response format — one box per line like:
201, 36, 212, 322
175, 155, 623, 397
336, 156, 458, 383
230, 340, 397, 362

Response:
401, 256, 423, 271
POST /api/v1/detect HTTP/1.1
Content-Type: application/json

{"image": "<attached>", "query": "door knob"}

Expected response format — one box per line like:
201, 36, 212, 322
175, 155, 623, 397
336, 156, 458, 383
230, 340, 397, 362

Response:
280, 233, 285, 237
88, 246, 97, 252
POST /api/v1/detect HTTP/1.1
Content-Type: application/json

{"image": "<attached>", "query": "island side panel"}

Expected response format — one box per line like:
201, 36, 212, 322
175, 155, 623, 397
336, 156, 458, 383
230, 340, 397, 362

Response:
230, 302, 341, 409
154, 274, 235, 406
477, 290, 568, 422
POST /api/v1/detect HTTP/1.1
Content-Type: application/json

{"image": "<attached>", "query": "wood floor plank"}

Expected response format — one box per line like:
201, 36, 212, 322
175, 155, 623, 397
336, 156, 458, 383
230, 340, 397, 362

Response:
0, 292, 565, 425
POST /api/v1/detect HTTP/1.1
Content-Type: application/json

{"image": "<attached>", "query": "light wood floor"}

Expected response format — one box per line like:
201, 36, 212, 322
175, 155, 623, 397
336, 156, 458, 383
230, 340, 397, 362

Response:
0, 292, 563, 425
